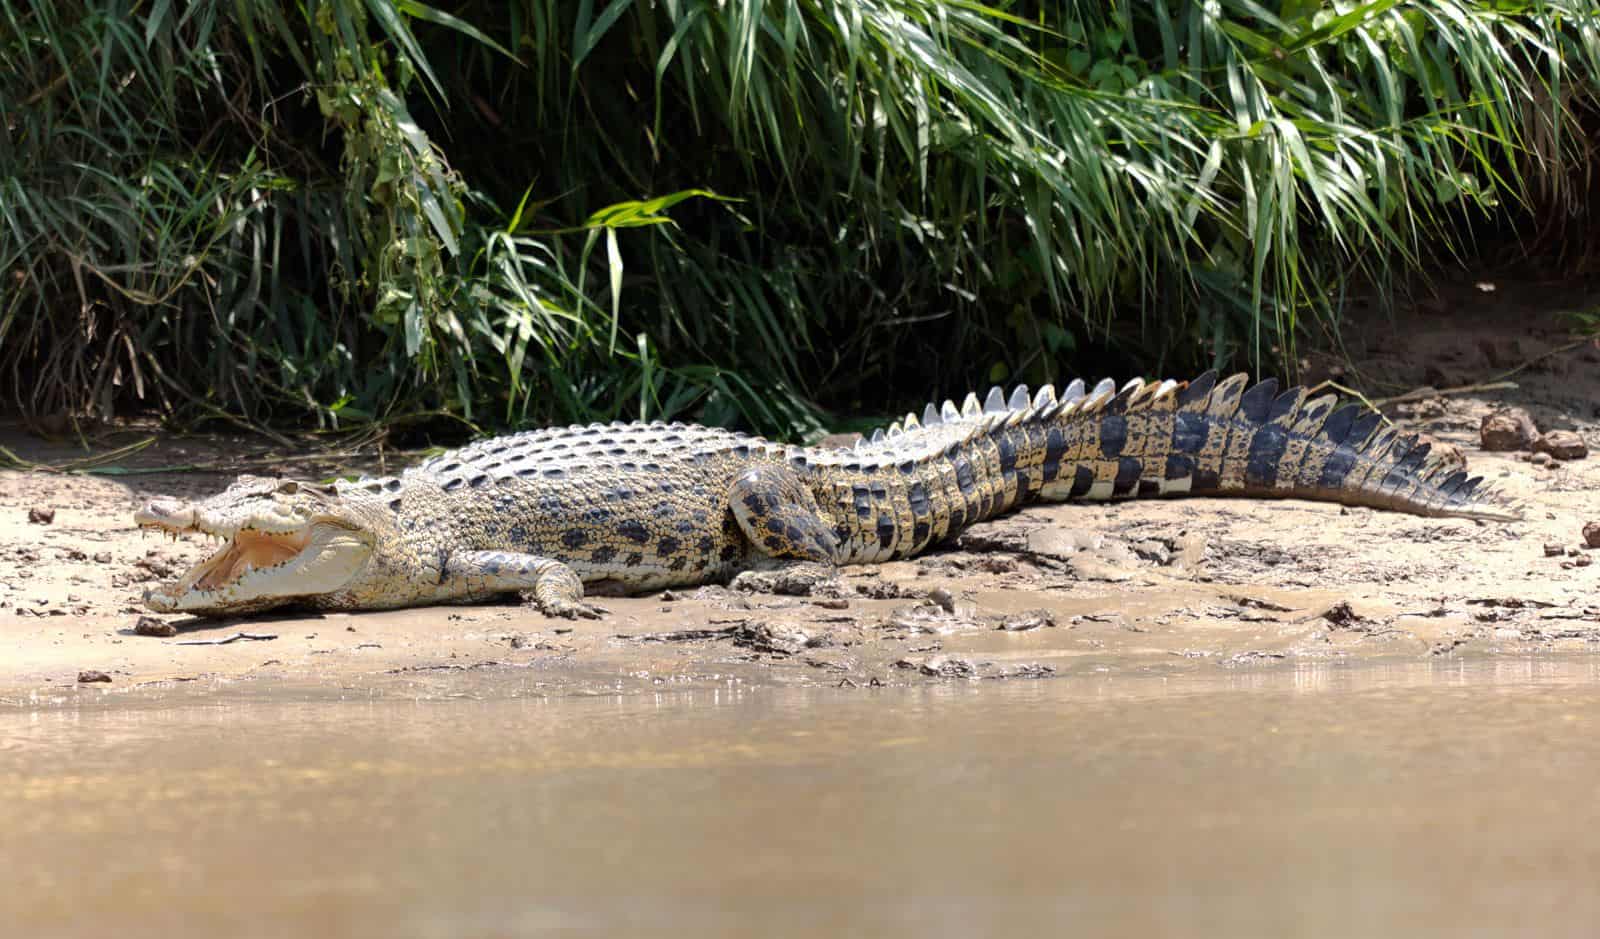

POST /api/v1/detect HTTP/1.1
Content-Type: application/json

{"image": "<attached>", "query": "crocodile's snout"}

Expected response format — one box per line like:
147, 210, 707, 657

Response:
134, 498, 196, 530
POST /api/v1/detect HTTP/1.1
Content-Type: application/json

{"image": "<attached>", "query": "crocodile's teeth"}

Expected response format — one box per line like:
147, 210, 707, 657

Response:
871, 428, 885, 443
941, 400, 960, 423
1153, 379, 1179, 400
1092, 378, 1115, 397
1033, 384, 1056, 408
1062, 379, 1086, 402
1007, 385, 1030, 411
888, 424, 903, 438
922, 404, 941, 426
961, 393, 981, 418
1121, 377, 1145, 393
904, 412, 920, 429
983, 386, 1005, 413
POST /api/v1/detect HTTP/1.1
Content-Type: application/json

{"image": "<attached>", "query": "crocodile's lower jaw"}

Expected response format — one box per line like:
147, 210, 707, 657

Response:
141, 526, 372, 614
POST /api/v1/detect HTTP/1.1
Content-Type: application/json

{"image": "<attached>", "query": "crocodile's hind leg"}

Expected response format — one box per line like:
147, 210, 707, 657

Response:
726, 464, 849, 597
438, 551, 608, 619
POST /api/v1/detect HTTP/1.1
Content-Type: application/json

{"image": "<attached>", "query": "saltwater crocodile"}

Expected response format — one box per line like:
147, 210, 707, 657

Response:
134, 372, 1517, 617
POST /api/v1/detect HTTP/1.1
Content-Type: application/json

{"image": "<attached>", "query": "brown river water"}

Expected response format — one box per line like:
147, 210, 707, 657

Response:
6, 658, 1600, 937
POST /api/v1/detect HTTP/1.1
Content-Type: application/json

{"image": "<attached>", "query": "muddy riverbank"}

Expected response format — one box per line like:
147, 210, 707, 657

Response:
1, 282, 1598, 703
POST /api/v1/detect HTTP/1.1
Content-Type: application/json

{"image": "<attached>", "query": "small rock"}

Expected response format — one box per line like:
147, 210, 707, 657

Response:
1573, 556, 1593, 568
1480, 408, 1538, 452
27, 507, 55, 525
997, 610, 1056, 632
735, 619, 814, 655
77, 670, 112, 683
1321, 601, 1366, 629
92, 551, 113, 564
1544, 543, 1566, 557
1583, 522, 1600, 549
1533, 430, 1588, 461
1530, 451, 1553, 467
132, 616, 177, 638
812, 597, 850, 610
927, 587, 957, 614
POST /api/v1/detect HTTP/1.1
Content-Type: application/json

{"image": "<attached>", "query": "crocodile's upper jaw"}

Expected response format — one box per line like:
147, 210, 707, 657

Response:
135, 495, 374, 614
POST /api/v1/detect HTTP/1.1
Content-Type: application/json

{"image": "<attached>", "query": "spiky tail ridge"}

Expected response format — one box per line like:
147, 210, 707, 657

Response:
856, 371, 1519, 524
1034, 371, 1519, 521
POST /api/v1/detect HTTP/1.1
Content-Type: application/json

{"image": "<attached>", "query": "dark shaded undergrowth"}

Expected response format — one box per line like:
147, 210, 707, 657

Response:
3, 1, 1599, 442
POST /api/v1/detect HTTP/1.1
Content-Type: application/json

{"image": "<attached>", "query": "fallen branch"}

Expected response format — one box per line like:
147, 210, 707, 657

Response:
174, 632, 278, 645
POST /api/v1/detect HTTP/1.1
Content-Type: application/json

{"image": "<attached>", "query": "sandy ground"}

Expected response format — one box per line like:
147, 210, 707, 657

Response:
2, 280, 1597, 705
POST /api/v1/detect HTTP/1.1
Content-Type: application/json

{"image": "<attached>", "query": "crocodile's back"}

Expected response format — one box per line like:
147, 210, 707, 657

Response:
391, 421, 797, 588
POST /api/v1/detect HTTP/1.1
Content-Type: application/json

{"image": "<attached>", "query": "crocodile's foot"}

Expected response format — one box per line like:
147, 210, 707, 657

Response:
730, 561, 855, 599
522, 591, 609, 620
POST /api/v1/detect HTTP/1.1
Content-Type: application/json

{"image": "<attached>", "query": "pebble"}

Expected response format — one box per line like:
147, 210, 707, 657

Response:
1544, 542, 1565, 557
1480, 408, 1538, 451
27, 507, 55, 525
77, 670, 112, 683
1532, 430, 1588, 461
1584, 522, 1600, 549
132, 616, 176, 638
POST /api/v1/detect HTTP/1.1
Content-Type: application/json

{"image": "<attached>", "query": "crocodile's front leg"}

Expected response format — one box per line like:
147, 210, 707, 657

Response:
727, 464, 849, 596
438, 551, 607, 619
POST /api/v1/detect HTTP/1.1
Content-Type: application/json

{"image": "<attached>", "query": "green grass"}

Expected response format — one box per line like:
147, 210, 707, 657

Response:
2, 1, 1598, 440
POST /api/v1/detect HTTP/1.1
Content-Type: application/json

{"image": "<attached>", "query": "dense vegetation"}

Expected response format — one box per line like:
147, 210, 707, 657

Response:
3, 1, 1598, 440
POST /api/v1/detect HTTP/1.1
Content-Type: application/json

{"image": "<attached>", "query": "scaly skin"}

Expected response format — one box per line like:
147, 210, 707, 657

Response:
134, 372, 1518, 617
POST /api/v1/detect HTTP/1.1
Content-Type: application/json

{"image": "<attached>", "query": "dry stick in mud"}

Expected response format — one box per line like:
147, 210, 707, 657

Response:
130, 372, 1522, 619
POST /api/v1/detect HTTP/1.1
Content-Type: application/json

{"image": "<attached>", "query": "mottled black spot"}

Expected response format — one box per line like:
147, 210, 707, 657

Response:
1238, 378, 1278, 423
1165, 454, 1195, 481
620, 462, 637, 472
953, 455, 976, 494
733, 445, 751, 459
440, 462, 460, 473
669, 556, 688, 571
1172, 412, 1209, 454
1318, 448, 1356, 490
507, 524, 530, 545
657, 536, 681, 556
468, 473, 490, 488
653, 502, 675, 519
1098, 415, 1127, 459
617, 520, 650, 543
538, 494, 564, 513
1346, 412, 1382, 448
675, 518, 697, 534
561, 529, 590, 549
853, 489, 872, 519
1245, 424, 1290, 486
790, 454, 810, 469
1321, 404, 1358, 443
698, 535, 716, 553
766, 518, 785, 534
870, 484, 888, 499
388, 498, 403, 512
907, 482, 931, 517
1068, 465, 1094, 498
541, 468, 565, 478
693, 510, 710, 524
1137, 479, 1161, 497
516, 467, 539, 478
912, 521, 931, 543
442, 478, 464, 492
947, 508, 966, 533
604, 487, 634, 502
583, 507, 612, 524
1269, 389, 1301, 422
384, 479, 402, 492
591, 546, 617, 564
482, 558, 503, 574
1177, 371, 1217, 407
995, 432, 1017, 476
1191, 468, 1221, 492
763, 535, 784, 550
875, 515, 895, 549
1112, 457, 1142, 497
624, 552, 643, 567
719, 543, 739, 562
741, 493, 765, 515
1013, 470, 1033, 498
897, 460, 916, 475
1042, 427, 1068, 482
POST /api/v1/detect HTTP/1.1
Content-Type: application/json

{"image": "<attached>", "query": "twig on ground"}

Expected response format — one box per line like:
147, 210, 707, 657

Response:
174, 632, 278, 645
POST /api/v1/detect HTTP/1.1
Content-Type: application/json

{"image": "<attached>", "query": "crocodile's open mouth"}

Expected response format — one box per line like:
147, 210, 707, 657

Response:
134, 499, 372, 614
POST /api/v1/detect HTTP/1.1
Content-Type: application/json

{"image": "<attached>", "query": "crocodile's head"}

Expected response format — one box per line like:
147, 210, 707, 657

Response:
134, 475, 397, 615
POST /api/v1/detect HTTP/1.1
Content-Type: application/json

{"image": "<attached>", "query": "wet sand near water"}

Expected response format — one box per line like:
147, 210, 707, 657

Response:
6, 659, 1600, 937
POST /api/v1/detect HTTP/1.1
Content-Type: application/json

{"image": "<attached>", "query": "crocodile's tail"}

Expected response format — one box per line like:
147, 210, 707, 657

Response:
865, 372, 1520, 522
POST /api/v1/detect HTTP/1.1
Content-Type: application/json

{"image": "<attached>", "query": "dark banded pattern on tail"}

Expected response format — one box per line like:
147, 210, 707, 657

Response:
817, 371, 1518, 564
